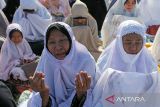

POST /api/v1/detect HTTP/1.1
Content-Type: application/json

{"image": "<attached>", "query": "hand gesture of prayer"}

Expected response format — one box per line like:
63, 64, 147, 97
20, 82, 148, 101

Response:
29, 72, 49, 107
75, 71, 91, 100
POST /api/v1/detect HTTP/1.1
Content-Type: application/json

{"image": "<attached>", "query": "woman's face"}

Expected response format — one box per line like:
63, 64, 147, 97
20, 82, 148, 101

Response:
124, 0, 136, 12
47, 30, 70, 60
122, 33, 143, 54
10, 31, 23, 45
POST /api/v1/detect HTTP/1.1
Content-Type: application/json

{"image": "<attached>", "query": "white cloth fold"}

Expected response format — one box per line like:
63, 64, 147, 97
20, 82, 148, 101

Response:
92, 68, 160, 107
13, 0, 52, 42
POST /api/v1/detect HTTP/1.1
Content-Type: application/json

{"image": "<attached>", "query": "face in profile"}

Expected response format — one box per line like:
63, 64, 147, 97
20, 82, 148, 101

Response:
122, 33, 143, 54
124, 0, 136, 12
47, 30, 70, 60
10, 31, 23, 45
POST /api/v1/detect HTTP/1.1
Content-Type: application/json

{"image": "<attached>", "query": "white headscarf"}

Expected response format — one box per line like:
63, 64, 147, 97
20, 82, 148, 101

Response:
0, 10, 9, 37
0, 23, 36, 81
28, 22, 99, 107
0, 0, 6, 10
138, 0, 160, 26
150, 27, 160, 65
97, 20, 157, 73
101, 0, 138, 47
65, 0, 102, 61
92, 68, 160, 107
12, 0, 52, 42
48, 0, 71, 21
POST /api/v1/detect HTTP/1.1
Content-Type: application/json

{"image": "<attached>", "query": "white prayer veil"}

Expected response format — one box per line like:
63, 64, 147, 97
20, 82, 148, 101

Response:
28, 22, 100, 107
138, 0, 160, 26
101, 0, 138, 47
0, 23, 36, 81
97, 20, 157, 73
13, 0, 52, 42
0, 0, 6, 10
150, 27, 160, 65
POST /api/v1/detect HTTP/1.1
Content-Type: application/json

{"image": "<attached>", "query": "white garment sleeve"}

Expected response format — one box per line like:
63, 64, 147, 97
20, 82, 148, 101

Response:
27, 92, 42, 107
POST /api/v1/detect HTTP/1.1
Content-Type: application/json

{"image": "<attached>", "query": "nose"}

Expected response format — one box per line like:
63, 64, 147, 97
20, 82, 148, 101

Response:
54, 42, 63, 51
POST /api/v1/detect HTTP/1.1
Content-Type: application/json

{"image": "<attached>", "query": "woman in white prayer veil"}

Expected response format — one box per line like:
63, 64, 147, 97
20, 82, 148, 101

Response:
12, 0, 52, 55
48, 0, 71, 22
27, 22, 99, 107
150, 27, 160, 65
101, 0, 139, 48
92, 68, 160, 107
97, 20, 157, 74
65, 0, 102, 61
138, 0, 160, 39
39, 0, 71, 22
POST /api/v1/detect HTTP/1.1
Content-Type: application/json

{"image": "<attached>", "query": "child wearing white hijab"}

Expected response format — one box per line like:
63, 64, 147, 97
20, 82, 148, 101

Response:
13, 0, 52, 55
27, 22, 99, 107
101, 0, 139, 48
0, 23, 36, 81
97, 20, 157, 73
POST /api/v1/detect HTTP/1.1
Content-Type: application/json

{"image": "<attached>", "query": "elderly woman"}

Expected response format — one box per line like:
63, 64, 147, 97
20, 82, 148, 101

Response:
101, 0, 139, 48
97, 20, 157, 73
0, 23, 36, 81
92, 20, 159, 107
28, 22, 99, 107
65, 0, 102, 61
12, 0, 52, 55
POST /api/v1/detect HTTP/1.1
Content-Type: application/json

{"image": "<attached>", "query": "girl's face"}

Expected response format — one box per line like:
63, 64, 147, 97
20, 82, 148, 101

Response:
122, 33, 143, 54
47, 30, 70, 60
124, 0, 136, 12
10, 31, 23, 45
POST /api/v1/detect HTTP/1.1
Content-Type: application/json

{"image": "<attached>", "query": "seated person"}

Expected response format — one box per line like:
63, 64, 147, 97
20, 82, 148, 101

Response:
0, 23, 37, 81
101, 0, 138, 48
27, 22, 99, 107
12, 0, 52, 55
65, 0, 102, 61
97, 20, 157, 73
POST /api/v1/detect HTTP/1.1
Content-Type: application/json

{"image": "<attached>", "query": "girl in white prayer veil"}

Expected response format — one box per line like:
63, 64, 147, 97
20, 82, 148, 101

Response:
28, 22, 99, 107
150, 27, 160, 65
0, 23, 36, 81
97, 20, 157, 74
65, 0, 102, 61
138, 0, 160, 39
12, 0, 52, 55
101, 0, 138, 48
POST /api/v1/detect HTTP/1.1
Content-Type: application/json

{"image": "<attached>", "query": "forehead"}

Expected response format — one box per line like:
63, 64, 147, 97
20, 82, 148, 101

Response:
122, 33, 143, 40
49, 30, 67, 39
